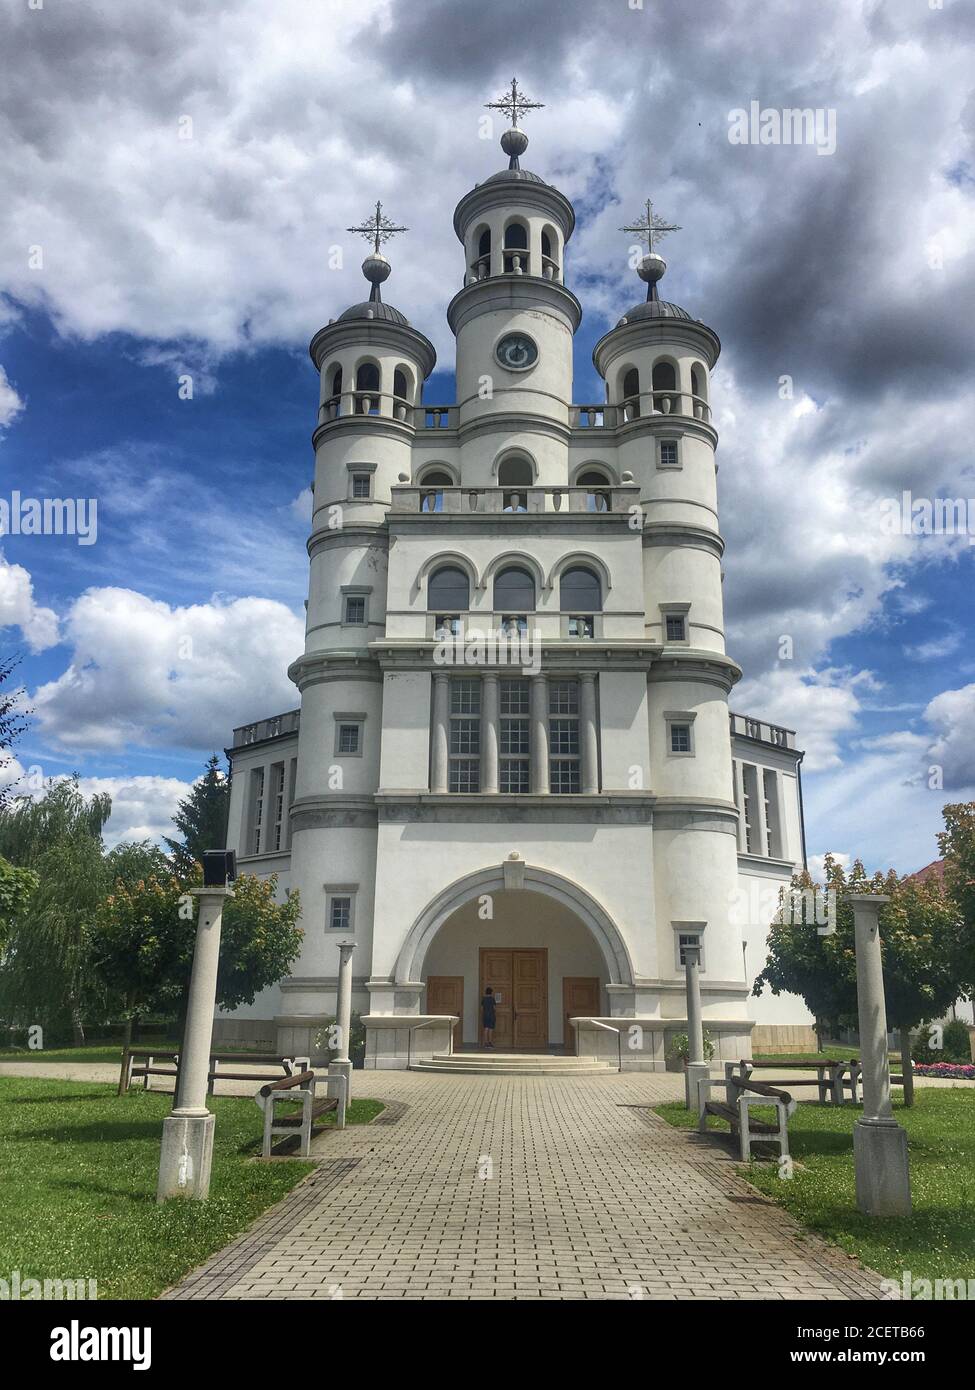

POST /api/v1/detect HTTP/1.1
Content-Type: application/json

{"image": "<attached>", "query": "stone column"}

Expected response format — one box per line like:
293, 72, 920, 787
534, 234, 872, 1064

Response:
328, 941, 356, 1103
431, 673, 450, 794
847, 893, 912, 1215
579, 673, 599, 795
733, 759, 746, 851
157, 886, 233, 1202
481, 673, 499, 793
530, 674, 549, 795
683, 944, 709, 1111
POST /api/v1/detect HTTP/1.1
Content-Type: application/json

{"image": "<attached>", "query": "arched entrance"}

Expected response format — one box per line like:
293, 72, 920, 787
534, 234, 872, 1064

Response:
394, 864, 634, 1051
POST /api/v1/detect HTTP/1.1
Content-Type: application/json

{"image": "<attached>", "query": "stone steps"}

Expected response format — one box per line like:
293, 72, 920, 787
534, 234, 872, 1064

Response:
409, 1052, 617, 1076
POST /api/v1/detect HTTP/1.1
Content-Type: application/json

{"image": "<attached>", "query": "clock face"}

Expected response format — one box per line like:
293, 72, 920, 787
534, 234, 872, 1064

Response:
495, 333, 538, 371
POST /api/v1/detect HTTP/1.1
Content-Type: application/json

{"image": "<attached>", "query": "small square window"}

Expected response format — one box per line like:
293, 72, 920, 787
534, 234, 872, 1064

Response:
677, 932, 702, 967
329, 896, 352, 931
665, 614, 686, 642
337, 723, 361, 755
568, 615, 594, 638
659, 440, 680, 469
670, 723, 692, 754
351, 474, 370, 499
344, 595, 366, 625
435, 615, 462, 637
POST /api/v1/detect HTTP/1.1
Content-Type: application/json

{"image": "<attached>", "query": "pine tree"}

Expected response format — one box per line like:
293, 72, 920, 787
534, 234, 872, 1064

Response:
164, 754, 230, 875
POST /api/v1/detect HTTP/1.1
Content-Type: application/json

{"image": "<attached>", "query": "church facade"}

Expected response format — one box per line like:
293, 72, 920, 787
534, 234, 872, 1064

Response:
220, 97, 814, 1068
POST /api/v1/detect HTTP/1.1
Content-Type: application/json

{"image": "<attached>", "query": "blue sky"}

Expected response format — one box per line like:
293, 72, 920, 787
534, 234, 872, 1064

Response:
1, 0, 973, 869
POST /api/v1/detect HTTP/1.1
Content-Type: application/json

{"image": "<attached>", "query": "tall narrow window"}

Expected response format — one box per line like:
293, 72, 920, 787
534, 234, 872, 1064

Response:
270, 762, 286, 851
549, 680, 580, 794
448, 678, 481, 792
742, 764, 760, 853
249, 767, 265, 856
499, 678, 530, 793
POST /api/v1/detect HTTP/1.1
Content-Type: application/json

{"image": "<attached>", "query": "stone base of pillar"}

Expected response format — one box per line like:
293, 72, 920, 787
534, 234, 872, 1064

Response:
853, 1119, 911, 1216
685, 1061, 711, 1112
328, 1058, 352, 1102
157, 1111, 215, 1203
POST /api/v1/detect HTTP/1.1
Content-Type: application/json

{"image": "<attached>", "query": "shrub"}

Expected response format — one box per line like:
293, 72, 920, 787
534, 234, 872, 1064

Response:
667, 1030, 715, 1063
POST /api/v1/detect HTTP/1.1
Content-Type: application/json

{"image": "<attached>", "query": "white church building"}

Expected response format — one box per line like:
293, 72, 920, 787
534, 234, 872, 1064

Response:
220, 91, 815, 1069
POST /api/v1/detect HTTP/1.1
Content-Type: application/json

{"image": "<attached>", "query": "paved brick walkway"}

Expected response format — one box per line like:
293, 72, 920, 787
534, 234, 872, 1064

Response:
164, 1071, 884, 1301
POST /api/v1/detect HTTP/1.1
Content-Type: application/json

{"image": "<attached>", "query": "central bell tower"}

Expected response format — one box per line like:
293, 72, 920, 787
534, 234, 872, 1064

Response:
448, 83, 581, 488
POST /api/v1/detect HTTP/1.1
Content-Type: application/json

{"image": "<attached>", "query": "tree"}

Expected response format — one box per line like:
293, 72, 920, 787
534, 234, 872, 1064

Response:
939, 801, 975, 995
0, 779, 112, 1044
91, 869, 302, 1041
754, 855, 967, 1102
0, 655, 29, 811
164, 755, 230, 876
0, 855, 37, 949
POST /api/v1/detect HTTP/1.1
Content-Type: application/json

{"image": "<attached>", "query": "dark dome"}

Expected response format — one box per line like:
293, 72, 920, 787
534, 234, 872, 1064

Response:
338, 301, 410, 326
617, 299, 693, 326
481, 168, 547, 186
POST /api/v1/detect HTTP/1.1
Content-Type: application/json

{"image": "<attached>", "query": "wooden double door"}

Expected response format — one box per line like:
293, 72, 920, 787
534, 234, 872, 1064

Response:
479, 948, 547, 1049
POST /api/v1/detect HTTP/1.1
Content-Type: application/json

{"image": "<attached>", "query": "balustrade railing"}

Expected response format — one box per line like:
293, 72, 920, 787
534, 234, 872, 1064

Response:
392, 484, 638, 516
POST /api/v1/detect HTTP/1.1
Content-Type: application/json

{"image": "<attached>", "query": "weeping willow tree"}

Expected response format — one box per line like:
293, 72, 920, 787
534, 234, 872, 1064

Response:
0, 779, 112, 1045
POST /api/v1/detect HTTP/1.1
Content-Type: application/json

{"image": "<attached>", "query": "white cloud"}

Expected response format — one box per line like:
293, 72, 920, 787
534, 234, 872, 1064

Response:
31, 588, 304, 752
0, 365, 23, 427
0, 550, 59, 652
903, 631, 963, 661
77, 774, 193, 850
924, 682, 975, 791
734, 665, 878, 771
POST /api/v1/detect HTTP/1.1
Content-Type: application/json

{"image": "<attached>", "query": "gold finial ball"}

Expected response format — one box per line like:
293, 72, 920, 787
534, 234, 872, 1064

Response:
362, 253, 391, 284
637, 252, 667, 285
500, 127, 529, 159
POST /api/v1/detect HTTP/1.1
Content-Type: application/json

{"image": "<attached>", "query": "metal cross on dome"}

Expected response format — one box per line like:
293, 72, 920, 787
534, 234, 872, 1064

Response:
620, 198, 682, 255
346, 201, 409, 255
485, 77, 544, 128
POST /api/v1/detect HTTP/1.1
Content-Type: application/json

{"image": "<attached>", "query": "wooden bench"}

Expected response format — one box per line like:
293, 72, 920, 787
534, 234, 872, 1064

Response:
254, 1070, 347, 1158
732, 1058, 906, 1106
118, 1047, 309, 1096
698, 1073, 795, 1161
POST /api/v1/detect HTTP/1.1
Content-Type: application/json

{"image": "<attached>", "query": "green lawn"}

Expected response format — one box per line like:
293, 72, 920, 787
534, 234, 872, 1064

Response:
0, 1076, 382, 1299
655, 1088, 975, 1286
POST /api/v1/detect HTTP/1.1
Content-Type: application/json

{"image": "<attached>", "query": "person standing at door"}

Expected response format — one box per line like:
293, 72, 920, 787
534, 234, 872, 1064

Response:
481, 986, 496, 1048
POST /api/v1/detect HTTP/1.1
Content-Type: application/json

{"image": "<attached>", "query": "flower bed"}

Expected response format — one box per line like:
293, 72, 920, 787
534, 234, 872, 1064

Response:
913, 1062, 975, 1080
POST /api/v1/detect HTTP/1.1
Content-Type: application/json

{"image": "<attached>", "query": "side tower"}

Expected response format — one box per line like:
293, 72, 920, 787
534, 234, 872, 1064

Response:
283, 209, 436, 1049
592, 217, 746, 1028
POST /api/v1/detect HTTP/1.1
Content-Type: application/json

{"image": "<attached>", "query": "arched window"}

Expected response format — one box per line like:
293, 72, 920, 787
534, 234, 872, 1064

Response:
419, 469, 453, 513
393, 368, 409, 401
690, 364, 708, 419
324, 365, 343, 419
428, 565, 470, 613
652, 361, 678, 414
355, 361, 380, 414
541, 230, 552, 258
498, 456, 532, 512
478, 228, 491, 257
503, 221, 529, 274
622, 367, 640, 419
577, 468, 611, 513
494, 565, 536, 612
560, 566, 602, 612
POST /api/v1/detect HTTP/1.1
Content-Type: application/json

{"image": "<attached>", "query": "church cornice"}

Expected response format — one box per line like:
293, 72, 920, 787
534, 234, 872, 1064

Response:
312, 413, 414, 453
288, 650, 383, 691
308, 319, 437, 378
446, 277, 582, 336
307, 523, 389, 559
592, 315, 721, 374
640, 521, 725, 559
647, 652, 742, 691
453, 180, 576, 242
